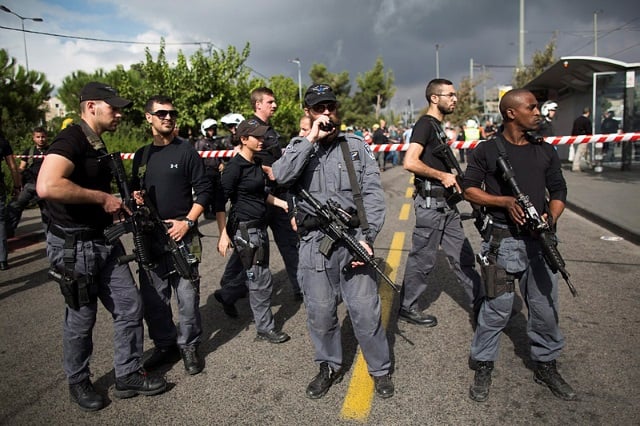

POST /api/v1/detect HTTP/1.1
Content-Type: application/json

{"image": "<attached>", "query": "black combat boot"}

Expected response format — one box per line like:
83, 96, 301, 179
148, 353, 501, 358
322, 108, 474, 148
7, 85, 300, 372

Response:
469, 360, 494, 402
69, 378, 104, 411
114, 369, 167, 399
373, 374, 395, 398
398, 307, 437, 327
533, 360, 577, 400
306, 362, 343, 399
143, 344, 180, 371
256, 329, 291, 344
181, 346, 204, 375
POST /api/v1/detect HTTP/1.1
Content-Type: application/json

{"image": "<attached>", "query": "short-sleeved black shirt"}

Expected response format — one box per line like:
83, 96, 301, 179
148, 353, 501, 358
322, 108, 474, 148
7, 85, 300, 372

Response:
221, 153, 268, 222
410, 114, 450, 183
462, 133, 567, 225
45, 124, 114, 230
21, 145, 48, 184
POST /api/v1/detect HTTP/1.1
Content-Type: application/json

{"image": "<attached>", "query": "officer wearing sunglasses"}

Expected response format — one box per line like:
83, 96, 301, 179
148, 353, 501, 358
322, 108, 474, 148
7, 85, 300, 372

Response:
272, 84, 394, 400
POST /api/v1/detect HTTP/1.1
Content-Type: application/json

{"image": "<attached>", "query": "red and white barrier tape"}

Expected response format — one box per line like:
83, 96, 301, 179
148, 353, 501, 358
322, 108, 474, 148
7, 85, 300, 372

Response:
14, 132, 640, 159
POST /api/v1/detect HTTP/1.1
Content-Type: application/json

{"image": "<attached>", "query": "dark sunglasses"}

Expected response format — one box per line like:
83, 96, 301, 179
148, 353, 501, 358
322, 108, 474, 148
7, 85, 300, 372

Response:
310, 102, 337, 113
150, 110, 179, 119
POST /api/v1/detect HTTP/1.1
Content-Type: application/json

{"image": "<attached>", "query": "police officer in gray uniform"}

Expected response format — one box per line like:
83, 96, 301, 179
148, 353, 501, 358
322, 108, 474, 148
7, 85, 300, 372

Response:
463, 89, 576, 403
399, 78, 481, 327
272, 84, 394, 399
37, 82, 166, 412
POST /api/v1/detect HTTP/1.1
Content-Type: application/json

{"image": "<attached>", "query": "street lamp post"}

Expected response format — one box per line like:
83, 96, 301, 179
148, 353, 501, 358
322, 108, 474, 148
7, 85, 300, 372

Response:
435, 44, 440, 78
593, 9, 603, 56
289, 58, 302, 109
1, 5, 44, 73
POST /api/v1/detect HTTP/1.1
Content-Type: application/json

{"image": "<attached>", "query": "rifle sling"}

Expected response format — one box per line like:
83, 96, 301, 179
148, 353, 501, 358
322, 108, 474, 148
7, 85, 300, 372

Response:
339, 138, 369, 233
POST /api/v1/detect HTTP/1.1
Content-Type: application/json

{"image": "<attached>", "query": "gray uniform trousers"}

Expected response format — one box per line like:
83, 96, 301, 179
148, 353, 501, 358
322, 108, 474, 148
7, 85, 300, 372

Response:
46, 231, 143, 384
139, 232, 201, 349
299, 231, 391, 376
232, 226, 275, 333
401, 195, 481, 311
470, 235, 565, 362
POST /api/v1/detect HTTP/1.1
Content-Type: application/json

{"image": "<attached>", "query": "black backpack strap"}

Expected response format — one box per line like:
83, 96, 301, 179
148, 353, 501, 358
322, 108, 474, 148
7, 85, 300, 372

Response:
339, 137, 369, 233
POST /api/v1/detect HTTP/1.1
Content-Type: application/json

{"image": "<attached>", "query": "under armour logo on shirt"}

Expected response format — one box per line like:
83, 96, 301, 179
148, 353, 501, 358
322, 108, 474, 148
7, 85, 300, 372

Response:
170, 164, 178, 169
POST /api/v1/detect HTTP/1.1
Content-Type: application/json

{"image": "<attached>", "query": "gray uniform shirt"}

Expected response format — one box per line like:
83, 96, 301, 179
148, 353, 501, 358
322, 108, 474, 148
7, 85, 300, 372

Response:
272, 133, 385, 243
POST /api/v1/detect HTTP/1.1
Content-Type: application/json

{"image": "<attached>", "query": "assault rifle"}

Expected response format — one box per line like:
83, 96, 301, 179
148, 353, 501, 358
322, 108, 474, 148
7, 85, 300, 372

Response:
297, 188, 400, 293
429, 116, 464, 205
101, 153, 198, 286
495, 154, 578, 297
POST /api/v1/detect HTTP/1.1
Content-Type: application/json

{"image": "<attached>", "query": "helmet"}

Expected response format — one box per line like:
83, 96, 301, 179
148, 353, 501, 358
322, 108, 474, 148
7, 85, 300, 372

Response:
220, 113, 245, 127
541, 101, 558, 117
200, 118, 217, 136
465, 119, 478, 128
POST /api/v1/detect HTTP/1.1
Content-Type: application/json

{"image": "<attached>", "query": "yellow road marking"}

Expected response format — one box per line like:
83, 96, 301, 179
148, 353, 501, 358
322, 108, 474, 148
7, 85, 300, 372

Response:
399, 203, 411, 221
340, 232, 405, 421
405, 187, 413, 198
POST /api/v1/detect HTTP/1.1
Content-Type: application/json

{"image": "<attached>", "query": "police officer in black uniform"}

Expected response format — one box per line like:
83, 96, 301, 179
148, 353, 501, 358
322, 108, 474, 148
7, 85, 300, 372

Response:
130, 95, 211, 376
37, 82, 166, 412
218, 119, 291, 343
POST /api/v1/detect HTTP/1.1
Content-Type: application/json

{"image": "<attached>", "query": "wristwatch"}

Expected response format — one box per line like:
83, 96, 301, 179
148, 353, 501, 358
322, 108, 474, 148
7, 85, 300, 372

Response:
185, 218, 195, 229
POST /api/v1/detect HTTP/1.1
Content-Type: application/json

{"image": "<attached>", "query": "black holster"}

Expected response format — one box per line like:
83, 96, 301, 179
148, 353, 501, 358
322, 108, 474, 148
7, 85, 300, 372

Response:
48, 269, 95, 310
477, 231, 515, 299
49, 226, 99, 309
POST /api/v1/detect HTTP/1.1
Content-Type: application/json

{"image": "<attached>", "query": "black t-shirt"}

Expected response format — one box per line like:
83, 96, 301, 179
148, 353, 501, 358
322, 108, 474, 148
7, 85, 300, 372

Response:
571, 116, 592, 135
251, 115, 281, 167
221, 153, 268, 222
131, 137, 211, 220
45, 125, 113, 230
463, 133, 567, 225
411, 114, 450, 182
21, 145, 48, 184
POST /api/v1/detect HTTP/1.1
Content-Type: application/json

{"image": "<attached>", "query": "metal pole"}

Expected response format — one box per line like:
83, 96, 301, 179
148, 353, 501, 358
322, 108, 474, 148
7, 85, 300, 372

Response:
435, 44, 440, 79
519, 0, 525, 69
289, 58, 302, 109
297, 61, 302, 110
0, 6, 43, 73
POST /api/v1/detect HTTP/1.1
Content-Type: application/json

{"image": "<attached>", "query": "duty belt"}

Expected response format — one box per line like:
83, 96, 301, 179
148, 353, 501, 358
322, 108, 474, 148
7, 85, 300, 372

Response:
414, 180, 448, 199
49, 224, 105, 241
237, 219, 264, 230
490, 224, 528, 239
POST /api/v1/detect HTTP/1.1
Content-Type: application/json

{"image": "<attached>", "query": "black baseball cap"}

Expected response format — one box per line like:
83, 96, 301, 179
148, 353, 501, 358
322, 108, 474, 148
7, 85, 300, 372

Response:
304, 84, 337, 106
236, 119, 269, 138
79, 81, 133, 108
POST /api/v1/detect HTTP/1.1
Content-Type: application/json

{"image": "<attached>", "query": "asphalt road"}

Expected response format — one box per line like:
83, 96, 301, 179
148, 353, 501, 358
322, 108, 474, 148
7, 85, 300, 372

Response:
1, 165, 639, 425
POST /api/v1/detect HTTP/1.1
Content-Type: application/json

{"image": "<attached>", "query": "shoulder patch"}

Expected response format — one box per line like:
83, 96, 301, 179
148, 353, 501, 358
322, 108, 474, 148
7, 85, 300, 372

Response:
363, 143, 375, 160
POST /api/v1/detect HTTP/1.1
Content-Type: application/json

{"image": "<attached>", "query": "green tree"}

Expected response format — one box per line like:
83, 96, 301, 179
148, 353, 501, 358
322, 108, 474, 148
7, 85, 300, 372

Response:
355, 56, 395, 119
0, 49, 53, 145
252, 74, 304, 140
447, 76, 483, 127
0, 49, 53, 190
512, 37, 557, 88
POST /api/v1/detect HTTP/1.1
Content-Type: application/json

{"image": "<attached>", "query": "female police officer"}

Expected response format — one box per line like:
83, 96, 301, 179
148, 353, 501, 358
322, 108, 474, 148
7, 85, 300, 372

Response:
218, 119, 290, 344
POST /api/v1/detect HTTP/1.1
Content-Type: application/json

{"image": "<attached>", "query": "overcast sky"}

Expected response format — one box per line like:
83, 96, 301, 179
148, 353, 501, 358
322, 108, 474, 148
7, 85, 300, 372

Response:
1, 0, 638, 111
